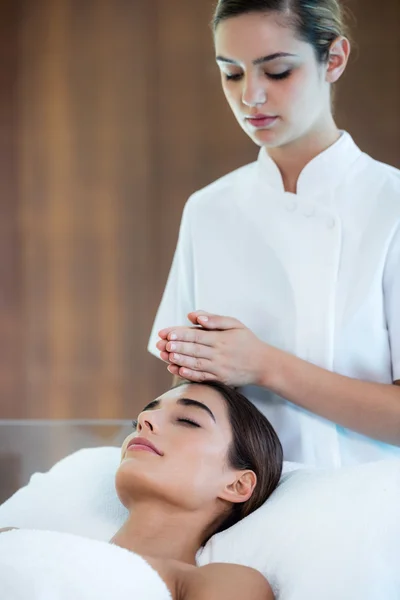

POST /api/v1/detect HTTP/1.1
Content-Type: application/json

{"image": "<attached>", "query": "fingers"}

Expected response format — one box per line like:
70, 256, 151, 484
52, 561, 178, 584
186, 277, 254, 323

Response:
158, 326, 215, 346
167, 363, 217, 383
158, 326, 176, 340
157, 339, 213, 359
156, 339, 168, 352
159, 312, 242, 342
168, 352, 214, 374
187, 311, 242, 331
157, 338, 214, 374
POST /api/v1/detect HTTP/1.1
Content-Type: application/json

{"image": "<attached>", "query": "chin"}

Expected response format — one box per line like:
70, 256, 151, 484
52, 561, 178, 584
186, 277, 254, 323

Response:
242, 121, 284, 147
253, 125, 303, 150
115, 460, 162, 507
251, 129, 283, 148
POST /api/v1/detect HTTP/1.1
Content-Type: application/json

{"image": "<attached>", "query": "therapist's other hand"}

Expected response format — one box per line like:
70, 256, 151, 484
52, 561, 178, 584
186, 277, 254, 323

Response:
156, 311, 266, 387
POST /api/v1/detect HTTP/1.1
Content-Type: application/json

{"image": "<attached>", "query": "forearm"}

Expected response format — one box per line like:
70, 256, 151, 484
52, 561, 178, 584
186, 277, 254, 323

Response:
260, 345, 400, 446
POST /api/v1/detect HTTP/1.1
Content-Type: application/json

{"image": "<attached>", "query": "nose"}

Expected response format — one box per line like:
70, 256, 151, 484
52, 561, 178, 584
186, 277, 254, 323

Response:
137, 410, 157, 433
242, 74, 267, 108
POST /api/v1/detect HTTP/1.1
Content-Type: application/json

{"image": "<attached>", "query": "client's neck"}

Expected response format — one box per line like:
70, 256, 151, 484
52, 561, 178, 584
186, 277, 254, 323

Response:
110, 500, 206, 565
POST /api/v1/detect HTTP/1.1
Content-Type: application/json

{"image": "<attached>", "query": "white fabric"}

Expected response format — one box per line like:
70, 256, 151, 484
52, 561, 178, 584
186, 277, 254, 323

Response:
199, 459, 400, 600
1, 448, 399, 599
148, 132, 400, 467
0, 529, 172, 600
384, 222, 400, 381
0, 447, 128, 539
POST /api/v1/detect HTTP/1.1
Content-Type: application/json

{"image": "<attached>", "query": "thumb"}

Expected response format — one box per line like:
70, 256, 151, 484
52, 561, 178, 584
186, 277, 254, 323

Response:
188, 311, 242, 331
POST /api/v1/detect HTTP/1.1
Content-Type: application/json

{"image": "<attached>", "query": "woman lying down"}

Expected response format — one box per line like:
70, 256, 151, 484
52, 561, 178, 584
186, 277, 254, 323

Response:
0, 381, 283, 600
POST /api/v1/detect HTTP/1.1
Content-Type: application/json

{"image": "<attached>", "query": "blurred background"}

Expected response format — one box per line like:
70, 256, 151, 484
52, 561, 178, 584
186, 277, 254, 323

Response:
0, 0, 399, 499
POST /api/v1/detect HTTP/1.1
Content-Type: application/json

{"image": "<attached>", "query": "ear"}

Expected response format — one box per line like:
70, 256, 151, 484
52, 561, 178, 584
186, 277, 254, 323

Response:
325, 36, 351, 84
219, 470, 257, 505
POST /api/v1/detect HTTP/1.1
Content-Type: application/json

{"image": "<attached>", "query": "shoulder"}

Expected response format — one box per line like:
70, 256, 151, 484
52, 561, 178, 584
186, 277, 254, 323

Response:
356, 152, 400, 192
347, 152, 400, 228
185, 161, 257, 214
372, 158, 400, 187
185, 562, 273, 600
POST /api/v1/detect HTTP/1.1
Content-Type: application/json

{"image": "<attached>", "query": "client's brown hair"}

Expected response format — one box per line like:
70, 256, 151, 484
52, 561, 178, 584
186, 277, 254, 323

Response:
192, 381, 283, 541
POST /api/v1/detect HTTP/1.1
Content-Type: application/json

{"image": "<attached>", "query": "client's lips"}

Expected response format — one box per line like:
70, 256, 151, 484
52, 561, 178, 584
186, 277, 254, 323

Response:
126, 437, 163, 456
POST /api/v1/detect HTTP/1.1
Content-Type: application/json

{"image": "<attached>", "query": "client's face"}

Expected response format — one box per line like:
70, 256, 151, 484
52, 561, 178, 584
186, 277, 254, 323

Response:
116, 384, 237, 512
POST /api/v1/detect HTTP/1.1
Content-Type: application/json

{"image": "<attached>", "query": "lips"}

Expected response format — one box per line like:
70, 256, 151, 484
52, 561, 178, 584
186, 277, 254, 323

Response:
126, 437, 163, 456
245, 114, 278, 128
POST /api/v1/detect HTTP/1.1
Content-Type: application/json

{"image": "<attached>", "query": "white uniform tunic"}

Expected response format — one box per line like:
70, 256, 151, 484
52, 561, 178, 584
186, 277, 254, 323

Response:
148, 132, 400, 467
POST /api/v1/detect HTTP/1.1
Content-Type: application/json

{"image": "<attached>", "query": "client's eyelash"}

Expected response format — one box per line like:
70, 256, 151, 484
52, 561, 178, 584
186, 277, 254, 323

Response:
131, 419, 138, 430
177, 418, 201, 428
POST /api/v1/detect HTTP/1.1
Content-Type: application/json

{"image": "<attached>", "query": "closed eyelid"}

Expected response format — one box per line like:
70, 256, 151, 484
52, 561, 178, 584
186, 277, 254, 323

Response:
177, 398, 216, 422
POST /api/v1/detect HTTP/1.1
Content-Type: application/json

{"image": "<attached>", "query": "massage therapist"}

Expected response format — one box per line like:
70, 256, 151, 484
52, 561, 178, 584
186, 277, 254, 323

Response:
149, 0, 400, 467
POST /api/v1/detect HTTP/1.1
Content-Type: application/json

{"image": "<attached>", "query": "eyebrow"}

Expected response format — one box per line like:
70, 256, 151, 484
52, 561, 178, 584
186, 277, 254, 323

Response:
141, 397, 216, 422
216, 52, 296, 65
178, 398, 216, 422
141, 399, 161, 412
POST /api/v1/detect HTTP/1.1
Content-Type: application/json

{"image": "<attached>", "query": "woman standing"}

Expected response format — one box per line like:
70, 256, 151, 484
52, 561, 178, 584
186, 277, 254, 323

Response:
149, 0, 400, 467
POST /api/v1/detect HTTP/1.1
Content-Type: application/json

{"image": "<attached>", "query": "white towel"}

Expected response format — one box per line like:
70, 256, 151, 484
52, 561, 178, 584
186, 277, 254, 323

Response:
0, 447, 128, 540
0, 529, 172, 600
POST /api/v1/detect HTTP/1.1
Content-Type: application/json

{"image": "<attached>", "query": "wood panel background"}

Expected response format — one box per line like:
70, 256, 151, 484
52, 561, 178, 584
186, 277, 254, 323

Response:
0, 0, 398, 419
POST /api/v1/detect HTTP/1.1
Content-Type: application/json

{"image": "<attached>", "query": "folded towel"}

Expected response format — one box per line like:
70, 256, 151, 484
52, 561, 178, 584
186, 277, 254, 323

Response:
0, 447, 128, 540
0, 529, 172, 600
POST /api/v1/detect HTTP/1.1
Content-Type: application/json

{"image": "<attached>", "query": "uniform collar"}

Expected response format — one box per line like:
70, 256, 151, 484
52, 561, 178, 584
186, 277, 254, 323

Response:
256, 131, 363, 197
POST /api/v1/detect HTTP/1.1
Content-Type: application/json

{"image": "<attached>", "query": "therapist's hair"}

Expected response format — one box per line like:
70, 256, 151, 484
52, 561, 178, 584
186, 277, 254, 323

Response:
212, 0, 350, 63
179, 380, 283, 542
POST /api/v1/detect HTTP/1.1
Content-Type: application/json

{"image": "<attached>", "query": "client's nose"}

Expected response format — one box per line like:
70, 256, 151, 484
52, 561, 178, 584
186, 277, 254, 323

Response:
137, 410, 158, 433
141, 418, 153, 432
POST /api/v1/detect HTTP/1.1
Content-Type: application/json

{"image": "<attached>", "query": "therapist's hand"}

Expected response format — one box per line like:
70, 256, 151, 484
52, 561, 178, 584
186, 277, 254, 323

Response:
156, 311, 267, 387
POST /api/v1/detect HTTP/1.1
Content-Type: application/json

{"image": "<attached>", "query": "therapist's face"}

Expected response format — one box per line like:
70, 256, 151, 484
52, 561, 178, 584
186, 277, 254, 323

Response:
214, 12, 333, 149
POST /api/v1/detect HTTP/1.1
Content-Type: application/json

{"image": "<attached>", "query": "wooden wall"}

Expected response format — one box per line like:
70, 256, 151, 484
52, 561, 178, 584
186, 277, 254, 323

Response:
0, 0, 399, 419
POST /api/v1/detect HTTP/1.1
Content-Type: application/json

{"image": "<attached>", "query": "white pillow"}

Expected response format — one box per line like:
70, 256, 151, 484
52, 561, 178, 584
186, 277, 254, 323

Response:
0, 447, 399, 599
199, 460, 400, 599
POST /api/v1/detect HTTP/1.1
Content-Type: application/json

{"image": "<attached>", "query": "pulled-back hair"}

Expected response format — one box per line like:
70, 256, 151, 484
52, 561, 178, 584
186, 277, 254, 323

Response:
196, 381, 283, 540
213, 0, 350, 63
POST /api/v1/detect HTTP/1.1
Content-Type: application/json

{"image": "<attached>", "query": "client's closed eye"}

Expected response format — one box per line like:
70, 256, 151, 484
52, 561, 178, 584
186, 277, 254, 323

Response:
177, 418, 201, 428
131, 419, 138, 430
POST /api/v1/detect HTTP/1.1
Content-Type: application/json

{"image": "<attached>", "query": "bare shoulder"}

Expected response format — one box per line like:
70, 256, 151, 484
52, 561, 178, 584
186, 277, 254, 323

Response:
186, 562, 274, 600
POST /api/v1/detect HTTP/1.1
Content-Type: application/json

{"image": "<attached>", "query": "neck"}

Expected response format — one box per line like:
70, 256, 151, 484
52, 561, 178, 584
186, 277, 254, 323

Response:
110, 500, 207, 565
267, 116, 340, 193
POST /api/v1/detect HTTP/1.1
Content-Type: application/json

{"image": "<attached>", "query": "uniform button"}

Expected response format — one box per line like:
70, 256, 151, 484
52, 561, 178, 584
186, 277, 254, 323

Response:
303, 206, 315, 218
326, 217, 336, 229
286, 200, 297, 212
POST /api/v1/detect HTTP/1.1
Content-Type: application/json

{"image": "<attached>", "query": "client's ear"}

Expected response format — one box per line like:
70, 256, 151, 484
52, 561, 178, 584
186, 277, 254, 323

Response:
220, 471, 257, 504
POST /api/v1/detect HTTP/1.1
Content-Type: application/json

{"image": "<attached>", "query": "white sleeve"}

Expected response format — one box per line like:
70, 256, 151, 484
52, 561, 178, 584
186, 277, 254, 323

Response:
384, 223, 400, 382
148, 201, 196, 358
